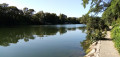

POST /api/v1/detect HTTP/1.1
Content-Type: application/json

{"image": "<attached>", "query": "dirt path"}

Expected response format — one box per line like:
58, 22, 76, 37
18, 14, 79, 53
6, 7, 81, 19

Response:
99, 31, 120, 57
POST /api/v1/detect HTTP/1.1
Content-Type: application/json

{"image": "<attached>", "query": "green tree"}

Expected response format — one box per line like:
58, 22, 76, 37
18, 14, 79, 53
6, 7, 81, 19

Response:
28, 9, 35, 16
33, 11, 45, 24
81, 0, 109, 41
59, 14, 67, 24
0, 3, 8, 7
0, 3, 80, 25
82, 0, 111, 14
102, 0, 120, 25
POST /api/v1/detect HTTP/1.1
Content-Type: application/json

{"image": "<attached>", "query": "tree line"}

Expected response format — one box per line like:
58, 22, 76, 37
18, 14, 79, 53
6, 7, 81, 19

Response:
0, 3, 80, 26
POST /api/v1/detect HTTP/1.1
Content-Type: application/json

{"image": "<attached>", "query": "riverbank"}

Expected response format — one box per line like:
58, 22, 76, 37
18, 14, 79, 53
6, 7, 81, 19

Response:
85, 31, 120, 57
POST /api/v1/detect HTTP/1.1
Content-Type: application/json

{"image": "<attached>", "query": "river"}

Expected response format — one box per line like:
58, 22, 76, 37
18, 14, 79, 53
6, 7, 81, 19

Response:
0, 24, 87, 57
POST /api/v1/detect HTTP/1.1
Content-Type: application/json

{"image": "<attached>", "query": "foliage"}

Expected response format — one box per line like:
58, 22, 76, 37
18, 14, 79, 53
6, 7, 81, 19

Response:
81, 0, 120, 41
79, 14, 89, 24
101, 1, 120, 53
86, 16, 108, 42
82, 0, 120, 25
79, 13, 108, 41
67, 17, 80, 24
81, 35, 92, 53
82, 0, 111, 14
81, 0, 120, 54
102, 0, 120, 26
0, 3, 80, 26
111, 23, 120, 53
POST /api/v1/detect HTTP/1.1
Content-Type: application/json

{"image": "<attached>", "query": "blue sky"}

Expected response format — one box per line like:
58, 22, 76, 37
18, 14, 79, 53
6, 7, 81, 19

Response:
0, 0, 91, 17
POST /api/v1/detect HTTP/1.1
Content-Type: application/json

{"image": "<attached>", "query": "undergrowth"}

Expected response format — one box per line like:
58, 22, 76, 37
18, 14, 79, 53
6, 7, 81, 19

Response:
111, 23, 120, 53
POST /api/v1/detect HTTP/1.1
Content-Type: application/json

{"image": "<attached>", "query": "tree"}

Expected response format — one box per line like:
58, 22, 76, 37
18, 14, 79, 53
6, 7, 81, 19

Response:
81, 0, 110, 41
0, 3, 9, 7
33, 11, 45, 24
86, 16, 108, 41
28, 9, 35, 16
82, 0, 111, 14
79, 14, 89, 24
0, 3, 80, 25
23, 7, 28, 15
59, 14, 67, 24
102, 0, 120, 25
44, 13, 59, 24
67, 17, 80, 24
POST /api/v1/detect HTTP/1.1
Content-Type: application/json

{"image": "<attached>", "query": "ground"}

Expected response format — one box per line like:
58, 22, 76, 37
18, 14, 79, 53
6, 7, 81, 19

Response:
99, 31, 120, 57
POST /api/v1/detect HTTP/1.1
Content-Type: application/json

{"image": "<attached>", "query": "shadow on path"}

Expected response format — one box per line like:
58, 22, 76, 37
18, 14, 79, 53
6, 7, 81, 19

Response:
100, 38, 113, 41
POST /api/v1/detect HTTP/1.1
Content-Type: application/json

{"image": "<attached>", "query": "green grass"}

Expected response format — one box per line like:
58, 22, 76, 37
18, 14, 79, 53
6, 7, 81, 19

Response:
111, 23, 120, 53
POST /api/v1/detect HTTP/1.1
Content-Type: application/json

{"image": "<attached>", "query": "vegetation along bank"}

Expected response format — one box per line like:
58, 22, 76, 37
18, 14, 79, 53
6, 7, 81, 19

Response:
81, 0, 120, 56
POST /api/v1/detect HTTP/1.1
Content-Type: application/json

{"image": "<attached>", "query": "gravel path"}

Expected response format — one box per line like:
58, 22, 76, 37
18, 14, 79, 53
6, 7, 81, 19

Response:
99, 31, 120, 57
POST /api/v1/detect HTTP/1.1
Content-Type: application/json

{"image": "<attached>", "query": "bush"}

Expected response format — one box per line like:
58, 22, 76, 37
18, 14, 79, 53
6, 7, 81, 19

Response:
111, 23, 120, 53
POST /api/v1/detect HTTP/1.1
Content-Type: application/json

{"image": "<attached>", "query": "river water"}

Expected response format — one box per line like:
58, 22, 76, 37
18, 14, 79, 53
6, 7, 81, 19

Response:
0, 24, 87, 57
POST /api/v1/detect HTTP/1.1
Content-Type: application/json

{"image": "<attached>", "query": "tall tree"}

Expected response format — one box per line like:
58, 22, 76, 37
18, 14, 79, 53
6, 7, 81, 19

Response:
59, 14, 67, 24
23, 7, 28, 15
0, 3, 9, 7
28, 9, 35, 16
33, 11, 45, 24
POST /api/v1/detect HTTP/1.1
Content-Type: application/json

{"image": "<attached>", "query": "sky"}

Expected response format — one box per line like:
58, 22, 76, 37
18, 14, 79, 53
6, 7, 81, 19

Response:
0, 0, 91, 17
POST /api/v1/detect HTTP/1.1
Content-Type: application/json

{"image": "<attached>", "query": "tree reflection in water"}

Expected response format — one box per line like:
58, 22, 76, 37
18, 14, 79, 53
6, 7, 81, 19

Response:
0, 25, 86, 47
80, 35, 92, 53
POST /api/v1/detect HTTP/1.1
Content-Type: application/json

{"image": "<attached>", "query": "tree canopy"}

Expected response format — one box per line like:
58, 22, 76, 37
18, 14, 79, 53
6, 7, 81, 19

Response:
0, 3, 80, 26
81, 0, 120, 42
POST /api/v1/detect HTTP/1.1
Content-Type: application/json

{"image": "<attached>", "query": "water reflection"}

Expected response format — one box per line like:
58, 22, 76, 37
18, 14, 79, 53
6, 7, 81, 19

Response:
0, 24, 86, 46
80, 35, 92, 53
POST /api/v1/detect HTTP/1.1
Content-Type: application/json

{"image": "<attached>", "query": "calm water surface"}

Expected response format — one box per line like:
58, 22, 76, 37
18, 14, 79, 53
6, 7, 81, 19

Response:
0, 24, 86, 57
